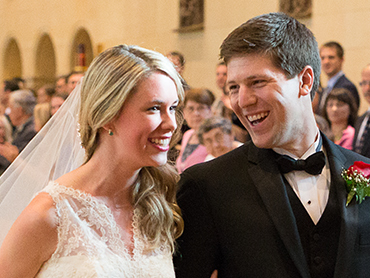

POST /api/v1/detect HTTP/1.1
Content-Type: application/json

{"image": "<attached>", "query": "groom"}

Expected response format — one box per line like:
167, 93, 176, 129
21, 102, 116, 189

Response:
173, 13, 370, 278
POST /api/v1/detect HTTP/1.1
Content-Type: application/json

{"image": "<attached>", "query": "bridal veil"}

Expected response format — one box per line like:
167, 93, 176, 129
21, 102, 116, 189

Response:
0, 81, 85, 245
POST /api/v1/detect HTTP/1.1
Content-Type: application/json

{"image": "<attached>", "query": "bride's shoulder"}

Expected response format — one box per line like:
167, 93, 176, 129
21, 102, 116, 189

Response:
0, 192, 58, 274
22, 192, 59, 231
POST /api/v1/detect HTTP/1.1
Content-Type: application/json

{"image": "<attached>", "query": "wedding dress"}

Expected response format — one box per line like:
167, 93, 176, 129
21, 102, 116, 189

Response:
36, 182, 175, 278
0, 80, 176, 277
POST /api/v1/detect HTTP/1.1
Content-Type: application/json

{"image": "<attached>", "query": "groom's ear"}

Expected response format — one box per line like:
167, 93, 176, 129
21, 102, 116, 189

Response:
298, 66, 314, 97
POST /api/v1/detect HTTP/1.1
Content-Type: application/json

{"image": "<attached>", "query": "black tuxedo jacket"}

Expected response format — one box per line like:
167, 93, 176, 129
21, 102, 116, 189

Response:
174, 135, 370, 278
353, 113, 370, 159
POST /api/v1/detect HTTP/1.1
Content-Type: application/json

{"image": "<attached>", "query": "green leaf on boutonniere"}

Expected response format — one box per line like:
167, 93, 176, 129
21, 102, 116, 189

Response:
342, 161, 370, 206
346, 190, 356, 206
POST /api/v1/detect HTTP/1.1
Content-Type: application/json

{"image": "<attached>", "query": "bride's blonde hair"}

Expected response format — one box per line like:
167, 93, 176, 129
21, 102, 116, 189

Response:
79, 45, 184, 252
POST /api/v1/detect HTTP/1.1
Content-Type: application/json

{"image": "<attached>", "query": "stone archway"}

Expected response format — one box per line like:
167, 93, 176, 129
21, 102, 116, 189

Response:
3, 38, 22, 80
34, 33, 56, 90
70, 28, 93, 72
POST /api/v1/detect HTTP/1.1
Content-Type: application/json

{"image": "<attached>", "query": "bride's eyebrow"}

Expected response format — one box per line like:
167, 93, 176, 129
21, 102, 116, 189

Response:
145, 100, 165, 105
145, 99, 179, 105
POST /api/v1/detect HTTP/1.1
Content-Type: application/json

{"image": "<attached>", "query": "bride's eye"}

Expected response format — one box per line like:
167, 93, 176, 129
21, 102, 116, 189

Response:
148, 105, 161, 112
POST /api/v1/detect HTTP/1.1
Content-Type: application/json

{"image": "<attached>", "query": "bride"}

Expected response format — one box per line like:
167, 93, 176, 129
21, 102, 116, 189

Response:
0, 45, 184, 277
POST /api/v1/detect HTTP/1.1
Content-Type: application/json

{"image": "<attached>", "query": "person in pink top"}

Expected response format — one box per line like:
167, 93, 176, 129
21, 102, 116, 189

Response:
323, 88, 358, 150
176, 88, 214, 173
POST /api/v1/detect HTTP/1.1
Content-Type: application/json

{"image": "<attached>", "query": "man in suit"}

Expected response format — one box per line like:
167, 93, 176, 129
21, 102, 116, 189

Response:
66, 71, 84, 94
316, 41, 359, 115
0, 90, 36, 164
174, 13, 370, 278
353, 64, 370, 158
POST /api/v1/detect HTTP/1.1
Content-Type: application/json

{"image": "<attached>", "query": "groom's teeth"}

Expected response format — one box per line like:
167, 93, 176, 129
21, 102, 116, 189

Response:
248, 112, 268, 122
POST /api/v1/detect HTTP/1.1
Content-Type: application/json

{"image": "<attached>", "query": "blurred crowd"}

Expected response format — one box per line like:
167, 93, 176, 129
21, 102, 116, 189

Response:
0, 71, 83, 175
2, 41, 370, 176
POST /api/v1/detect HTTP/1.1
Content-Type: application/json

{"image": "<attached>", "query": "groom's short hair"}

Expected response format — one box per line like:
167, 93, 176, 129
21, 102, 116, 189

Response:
220, 12, 321, 99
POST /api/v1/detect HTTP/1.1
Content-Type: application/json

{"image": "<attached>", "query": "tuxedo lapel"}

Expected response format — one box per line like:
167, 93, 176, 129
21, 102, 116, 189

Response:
247, 145, 311, 278
322, 138, 359, 278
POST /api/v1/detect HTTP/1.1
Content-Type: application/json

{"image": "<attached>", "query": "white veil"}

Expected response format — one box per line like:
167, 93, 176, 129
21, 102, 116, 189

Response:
0, 80, 85, 245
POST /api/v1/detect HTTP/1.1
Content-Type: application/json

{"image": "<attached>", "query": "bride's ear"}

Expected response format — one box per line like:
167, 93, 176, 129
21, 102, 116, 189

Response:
102, 124, 115, 135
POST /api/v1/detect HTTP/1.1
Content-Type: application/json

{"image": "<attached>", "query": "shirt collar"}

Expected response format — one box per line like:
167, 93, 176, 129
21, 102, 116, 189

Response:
273, 128, 322, 160
327, 71, 344, 89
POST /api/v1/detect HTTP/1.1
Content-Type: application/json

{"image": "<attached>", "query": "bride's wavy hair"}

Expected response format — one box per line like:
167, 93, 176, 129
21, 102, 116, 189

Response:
79, 45, 184, 252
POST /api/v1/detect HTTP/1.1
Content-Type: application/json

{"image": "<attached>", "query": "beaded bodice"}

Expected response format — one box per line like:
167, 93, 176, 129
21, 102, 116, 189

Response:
36, 182, 175, 278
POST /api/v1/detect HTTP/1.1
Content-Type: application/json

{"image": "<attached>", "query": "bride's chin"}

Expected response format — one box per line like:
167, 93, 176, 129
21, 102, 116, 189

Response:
145, 155, 169, 168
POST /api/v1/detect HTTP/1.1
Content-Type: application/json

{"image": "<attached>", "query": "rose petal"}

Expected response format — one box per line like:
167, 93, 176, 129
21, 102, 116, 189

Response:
349, 161, 370, 178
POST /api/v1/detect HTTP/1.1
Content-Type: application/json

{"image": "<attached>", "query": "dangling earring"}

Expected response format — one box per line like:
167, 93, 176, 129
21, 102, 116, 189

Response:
108, 129, 113, 136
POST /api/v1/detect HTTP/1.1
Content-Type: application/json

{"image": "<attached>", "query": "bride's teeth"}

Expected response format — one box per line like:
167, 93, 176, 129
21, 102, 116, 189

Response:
151, 138, 170, 147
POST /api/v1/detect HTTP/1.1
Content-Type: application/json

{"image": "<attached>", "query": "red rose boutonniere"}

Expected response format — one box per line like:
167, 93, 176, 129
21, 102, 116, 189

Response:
341, 161, 370, 206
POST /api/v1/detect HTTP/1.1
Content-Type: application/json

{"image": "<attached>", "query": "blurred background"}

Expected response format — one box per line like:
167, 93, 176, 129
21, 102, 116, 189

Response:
1, 0, 370, 113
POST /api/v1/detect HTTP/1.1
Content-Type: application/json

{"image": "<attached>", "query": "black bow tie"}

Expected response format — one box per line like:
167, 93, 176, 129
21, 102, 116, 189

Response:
275, 151, 326, 175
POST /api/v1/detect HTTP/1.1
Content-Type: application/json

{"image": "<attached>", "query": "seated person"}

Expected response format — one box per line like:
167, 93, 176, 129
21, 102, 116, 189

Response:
0, 90, 37, 163
198, 116, 242, 161
51, 93, 68, 115
36, 84, 55, 104
0, 115, 13, 175
34, 102, 52, 132
323, 88, 358, 150
176, 88, 214, 173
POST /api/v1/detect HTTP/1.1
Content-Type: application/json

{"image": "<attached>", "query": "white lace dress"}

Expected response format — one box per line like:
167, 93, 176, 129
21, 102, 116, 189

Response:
35, 181, 175, 278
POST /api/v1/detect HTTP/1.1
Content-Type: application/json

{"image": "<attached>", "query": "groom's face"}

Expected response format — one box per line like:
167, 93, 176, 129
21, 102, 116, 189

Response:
226, 54, 304, 150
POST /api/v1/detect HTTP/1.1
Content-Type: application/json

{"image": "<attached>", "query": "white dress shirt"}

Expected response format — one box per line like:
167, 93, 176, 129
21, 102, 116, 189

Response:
273, 131, 331, 224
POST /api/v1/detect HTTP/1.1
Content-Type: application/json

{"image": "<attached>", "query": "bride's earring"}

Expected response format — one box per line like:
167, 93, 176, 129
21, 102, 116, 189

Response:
108, 129, 113, 136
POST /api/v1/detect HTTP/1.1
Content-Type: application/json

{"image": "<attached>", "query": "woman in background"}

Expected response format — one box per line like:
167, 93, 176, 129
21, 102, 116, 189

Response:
176, 88, 214, 173
198, 116, 242, 161
34, 103, 52, 132
0, 115, 13, 175
323, 88, 358, 150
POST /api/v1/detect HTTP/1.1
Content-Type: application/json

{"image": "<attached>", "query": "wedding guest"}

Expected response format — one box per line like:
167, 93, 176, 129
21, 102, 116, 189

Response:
50, 93, 68, 115
166, 51, 185, 76
0, 90, 36, 163
1, 80, 19, 115
55, 75, 67, 95
197, 116, 242, 161
166, 51, 190, 90
0, 115, 13, 175
212, 62, 229, 116
176, 88, 214, 173
34, 102, 52, 132
323, 88, 357, 150
66, 71, 84, 94
0, 45, 184, 277
316, 41, 359, 115
36, 84, 55, 104
12, 77, 26, 90
216, 62, 227, 92
353, 64, 370, 158
212, 62, 249, 143
174, 12, 370, 278
0, 115, 12, 144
